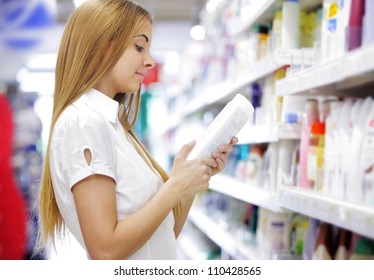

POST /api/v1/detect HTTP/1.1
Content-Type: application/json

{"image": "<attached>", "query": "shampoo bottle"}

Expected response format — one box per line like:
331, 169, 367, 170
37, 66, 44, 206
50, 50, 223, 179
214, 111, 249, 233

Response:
363, 0, 374, 45
348, 0, 365, 51
300, 99, 319, 188
359, 99, 374, 204
313, 222, 333, 260
347, 97, 373, 202
334, 228, 352, 260
281, 0, 300, 49
307, 122, 325, 190
277, 140, 299, 187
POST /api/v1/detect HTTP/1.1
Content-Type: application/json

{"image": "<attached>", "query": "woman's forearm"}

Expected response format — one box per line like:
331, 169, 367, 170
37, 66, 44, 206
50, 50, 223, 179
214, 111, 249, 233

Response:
173, 194, 196, 238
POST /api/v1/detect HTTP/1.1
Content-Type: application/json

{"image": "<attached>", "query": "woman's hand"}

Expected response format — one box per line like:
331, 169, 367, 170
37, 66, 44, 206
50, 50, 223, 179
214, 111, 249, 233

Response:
168, 140, 218, 199
210, 136, 238, 176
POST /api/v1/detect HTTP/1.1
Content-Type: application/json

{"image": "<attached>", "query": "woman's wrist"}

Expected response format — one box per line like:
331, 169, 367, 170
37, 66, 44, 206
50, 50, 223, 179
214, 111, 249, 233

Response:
161, 177, 183, 205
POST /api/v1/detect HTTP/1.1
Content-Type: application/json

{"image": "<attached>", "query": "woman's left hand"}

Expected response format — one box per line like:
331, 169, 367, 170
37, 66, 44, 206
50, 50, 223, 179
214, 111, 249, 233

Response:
210, 137, 238, 176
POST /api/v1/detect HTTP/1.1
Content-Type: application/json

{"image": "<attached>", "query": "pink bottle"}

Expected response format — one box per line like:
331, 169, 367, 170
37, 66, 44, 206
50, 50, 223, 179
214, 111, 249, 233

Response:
348, 0, 365, 51
299, 99, 319, 188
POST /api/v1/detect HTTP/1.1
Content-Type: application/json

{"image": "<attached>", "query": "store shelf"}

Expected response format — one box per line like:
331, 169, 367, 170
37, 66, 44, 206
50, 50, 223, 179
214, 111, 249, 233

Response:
209, 174, 282, 213
177, 222, 219, 260
226, 0, 322, 37
183, 54, 282, 117
163, 55, 282, 133
278, 186, 374, 239
274, 48, 315, 66
227, 0, 276, 37
188, 207, 259, 260
276, 44, 374, 96
237, 122, 301, 144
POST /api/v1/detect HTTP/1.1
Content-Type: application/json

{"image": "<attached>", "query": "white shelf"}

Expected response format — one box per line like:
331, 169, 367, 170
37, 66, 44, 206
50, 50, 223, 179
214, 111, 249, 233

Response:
162, 56, 282, 133
226, 0, 322, 37
237, 122, 301, 144
184, 54, 282, 117
276, 43, 374, 96
274, 48, 315, 66
227, 0, 276, 37
188, 207, 259, 260
279, 186, 374, 239
209, 174, 282, 213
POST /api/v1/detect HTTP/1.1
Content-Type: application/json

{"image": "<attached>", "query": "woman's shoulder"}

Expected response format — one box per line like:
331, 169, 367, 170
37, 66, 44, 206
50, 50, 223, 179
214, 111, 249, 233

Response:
53, 98, 108, 141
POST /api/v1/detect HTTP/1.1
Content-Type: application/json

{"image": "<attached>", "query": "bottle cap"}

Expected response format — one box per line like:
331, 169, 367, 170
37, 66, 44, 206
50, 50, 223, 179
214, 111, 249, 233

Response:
285, 112, 299, 123
311, 122, 325, 135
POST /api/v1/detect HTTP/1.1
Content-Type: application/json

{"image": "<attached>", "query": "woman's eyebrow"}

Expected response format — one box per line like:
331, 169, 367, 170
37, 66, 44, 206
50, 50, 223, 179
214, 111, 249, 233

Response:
134, 34, 149, 42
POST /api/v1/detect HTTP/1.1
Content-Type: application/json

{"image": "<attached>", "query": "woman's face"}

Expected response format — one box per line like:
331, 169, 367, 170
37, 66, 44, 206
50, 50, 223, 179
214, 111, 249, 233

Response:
95, 20, 155, 97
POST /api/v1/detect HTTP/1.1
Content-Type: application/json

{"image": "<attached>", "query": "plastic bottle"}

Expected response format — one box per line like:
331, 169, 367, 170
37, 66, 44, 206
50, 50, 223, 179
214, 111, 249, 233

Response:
334, 228, 352, 260
268, 142, 279, 192
363, 0, 374, 45
348, 0, 365, 51
289, 214, 309, 258
313, 223, 333, 260
277, 140, 299, 187
321, 0, 352, 61
256, 24, 269, 60
359, 99, 374, 204
187, 93, 254, 160
272, 10, 283, 50
303, 218, 320, 260
299, 99, 319, 188
323, 100, 342, 195
281, 0, 300, 49
347, 97, 373, 202
307, 122, 325, 190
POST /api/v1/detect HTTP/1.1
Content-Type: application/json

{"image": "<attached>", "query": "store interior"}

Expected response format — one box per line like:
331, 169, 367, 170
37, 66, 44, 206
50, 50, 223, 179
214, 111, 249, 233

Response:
1, 0, 374, 260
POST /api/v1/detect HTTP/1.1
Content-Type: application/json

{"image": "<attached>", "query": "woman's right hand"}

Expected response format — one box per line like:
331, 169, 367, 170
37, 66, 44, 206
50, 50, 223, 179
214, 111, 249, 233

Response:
168, 140, 218, 199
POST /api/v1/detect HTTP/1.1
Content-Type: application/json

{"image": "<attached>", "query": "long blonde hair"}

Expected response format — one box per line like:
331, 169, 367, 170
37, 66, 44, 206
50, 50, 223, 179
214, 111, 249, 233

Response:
38, 0, 179, 251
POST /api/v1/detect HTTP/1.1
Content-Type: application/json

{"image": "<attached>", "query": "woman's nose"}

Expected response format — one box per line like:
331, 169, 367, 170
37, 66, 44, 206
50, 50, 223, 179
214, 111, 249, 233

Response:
144, 54, 155, 69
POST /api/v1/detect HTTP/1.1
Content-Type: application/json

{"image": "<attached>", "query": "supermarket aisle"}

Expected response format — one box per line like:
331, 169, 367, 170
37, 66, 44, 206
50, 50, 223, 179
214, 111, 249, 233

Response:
1, 0, 374, 261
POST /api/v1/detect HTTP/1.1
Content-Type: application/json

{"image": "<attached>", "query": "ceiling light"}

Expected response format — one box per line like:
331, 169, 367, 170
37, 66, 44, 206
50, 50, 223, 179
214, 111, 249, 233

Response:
190, 25, 205, 41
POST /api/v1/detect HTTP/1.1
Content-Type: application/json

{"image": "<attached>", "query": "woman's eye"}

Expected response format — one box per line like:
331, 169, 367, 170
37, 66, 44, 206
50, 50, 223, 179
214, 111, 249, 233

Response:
135, 44, 144, 52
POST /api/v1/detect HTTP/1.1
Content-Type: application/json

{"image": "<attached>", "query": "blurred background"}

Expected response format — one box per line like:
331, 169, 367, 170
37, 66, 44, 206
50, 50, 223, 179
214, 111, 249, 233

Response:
1, 0, 374, 261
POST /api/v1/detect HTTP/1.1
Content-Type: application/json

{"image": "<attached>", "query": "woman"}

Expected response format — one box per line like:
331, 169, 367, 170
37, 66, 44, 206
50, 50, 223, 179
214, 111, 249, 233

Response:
37, 0, 237, 260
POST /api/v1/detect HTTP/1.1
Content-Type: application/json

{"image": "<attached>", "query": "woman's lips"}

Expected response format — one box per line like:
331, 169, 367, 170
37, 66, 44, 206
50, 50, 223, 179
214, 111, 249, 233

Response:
136, 72, 146, 78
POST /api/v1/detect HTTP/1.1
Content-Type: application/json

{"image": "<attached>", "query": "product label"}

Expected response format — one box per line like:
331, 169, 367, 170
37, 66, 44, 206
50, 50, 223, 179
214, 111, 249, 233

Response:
307, 147, 317, 182
328, 3, 338, 33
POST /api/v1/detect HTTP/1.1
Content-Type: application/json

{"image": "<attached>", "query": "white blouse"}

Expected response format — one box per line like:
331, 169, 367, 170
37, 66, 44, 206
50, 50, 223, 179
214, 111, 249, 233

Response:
49, 88, 176, 259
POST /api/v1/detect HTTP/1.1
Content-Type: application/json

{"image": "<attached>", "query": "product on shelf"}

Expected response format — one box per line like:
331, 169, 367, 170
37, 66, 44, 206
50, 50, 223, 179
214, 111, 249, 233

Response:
348, 0, 365, 51
361, 101, 374, 204
349, 233, 374, 260
299, 99, 319, 189
321, 0, 352, 62
363, 0, 374, 45
290, 214, 309, 257
307, 122, 325, 190
281, 0, 301, 50
334, 228, 352, 260
313, 222, 333, 260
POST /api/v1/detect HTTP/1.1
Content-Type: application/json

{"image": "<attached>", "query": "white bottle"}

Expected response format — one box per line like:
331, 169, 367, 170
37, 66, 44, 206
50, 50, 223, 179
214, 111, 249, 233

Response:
358, 99, 374, 204
268, 142, 279, 192
277, 139, 299, 187
281, 0, 300, 49
336, 100, 352, 199
347, 97, 373, 202
323, 101, 342, 195
363, 0, 374, 45
187, 93, 254, 160
321, 0, 352, 62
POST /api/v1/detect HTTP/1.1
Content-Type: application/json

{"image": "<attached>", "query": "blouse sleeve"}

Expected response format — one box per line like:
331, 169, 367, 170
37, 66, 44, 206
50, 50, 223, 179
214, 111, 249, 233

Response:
58, 113, 117, 189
